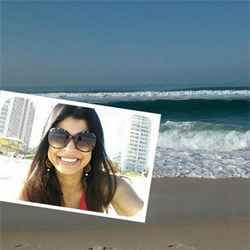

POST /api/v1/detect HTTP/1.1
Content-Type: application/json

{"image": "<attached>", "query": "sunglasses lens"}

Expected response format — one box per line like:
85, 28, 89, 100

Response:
48, 128, 96, 152
75, 133, 96, 152
48, 128, 69, 148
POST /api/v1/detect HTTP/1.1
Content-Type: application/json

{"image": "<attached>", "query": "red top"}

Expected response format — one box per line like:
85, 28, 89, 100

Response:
79, 190, 87, 210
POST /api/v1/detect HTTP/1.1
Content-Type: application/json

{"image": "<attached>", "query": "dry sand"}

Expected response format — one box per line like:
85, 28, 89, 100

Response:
1, 177, 249, 250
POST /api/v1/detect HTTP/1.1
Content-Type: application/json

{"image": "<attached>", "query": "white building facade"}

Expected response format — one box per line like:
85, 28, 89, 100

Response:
0, 97, 36, 150
113, 114, 152, 173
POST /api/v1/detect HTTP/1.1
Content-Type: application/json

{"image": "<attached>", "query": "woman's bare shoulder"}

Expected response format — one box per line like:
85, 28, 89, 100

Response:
111, 175, 144, 217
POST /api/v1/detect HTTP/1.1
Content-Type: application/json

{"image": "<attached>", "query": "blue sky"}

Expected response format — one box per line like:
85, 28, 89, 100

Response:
1, 1, 249, 91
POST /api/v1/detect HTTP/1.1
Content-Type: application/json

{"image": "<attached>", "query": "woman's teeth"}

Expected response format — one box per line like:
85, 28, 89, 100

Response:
60, 157, 78, 163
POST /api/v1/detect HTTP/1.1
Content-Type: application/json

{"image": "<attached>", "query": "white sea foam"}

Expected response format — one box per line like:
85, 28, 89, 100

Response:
37, 90, 250, 102
158, 121, 250, 152
153, 147, 250, 179
154, 120, 250, 178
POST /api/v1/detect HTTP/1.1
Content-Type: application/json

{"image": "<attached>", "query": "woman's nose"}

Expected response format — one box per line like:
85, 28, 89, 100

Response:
64, 139, 77, 151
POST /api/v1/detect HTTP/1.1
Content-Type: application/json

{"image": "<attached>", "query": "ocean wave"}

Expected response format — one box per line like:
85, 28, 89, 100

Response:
37, 89, 250, 103
36, 90, 249, 128
158, 121, 250, 152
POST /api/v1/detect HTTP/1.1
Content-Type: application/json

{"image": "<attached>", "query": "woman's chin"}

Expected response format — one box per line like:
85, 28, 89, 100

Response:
54, 165, 84, 177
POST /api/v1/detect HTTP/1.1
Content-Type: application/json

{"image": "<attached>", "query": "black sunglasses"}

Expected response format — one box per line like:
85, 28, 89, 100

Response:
48, 127, 96, 152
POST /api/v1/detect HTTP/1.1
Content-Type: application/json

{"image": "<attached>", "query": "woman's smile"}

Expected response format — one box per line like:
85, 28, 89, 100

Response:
58, 156, 79, 165
47, 117, 92, 176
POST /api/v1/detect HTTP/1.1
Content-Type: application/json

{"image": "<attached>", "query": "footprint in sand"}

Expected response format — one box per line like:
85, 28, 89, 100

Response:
166, 244, 195, 249
88, 247, 117, 250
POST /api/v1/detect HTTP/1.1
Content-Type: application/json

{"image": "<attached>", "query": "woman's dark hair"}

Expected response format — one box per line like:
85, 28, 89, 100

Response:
23, 103, 117, 212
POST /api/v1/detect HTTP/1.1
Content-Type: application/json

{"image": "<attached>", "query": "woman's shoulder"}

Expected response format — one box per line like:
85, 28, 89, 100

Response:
110, 175, 144, 216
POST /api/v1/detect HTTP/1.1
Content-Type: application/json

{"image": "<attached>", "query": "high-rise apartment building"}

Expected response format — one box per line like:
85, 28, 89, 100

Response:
0, 97, 36, 150
113, 115, 152, 173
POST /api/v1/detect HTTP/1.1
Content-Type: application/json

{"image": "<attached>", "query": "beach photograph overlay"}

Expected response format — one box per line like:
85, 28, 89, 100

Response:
0, 90, 161, 223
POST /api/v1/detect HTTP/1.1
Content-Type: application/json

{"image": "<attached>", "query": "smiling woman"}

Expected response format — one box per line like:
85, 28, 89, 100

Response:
19, 103, 144, 216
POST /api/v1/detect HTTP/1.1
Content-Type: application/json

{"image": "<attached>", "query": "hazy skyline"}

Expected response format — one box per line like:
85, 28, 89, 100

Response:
1, 1, 249, 92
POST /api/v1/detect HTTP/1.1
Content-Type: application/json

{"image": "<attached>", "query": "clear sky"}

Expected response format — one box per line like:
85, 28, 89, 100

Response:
1, 1, 249, 91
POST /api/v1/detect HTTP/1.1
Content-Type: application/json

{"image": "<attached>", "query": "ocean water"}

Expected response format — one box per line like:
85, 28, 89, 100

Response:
16, 85, 250, 178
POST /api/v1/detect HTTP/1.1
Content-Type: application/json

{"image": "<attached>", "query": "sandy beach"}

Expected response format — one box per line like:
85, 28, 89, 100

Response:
1, 174, 249, 249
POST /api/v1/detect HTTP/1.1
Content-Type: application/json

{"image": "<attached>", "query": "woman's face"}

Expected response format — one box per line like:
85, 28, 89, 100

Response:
47, 116, 92, 177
